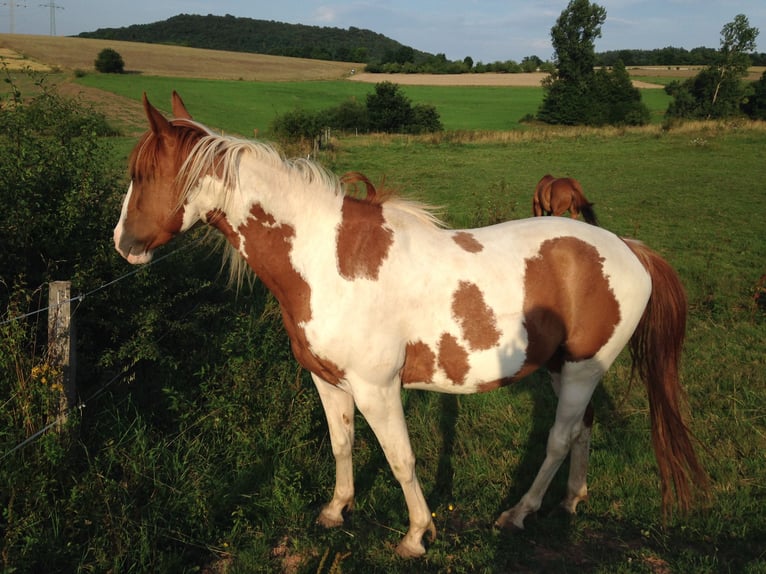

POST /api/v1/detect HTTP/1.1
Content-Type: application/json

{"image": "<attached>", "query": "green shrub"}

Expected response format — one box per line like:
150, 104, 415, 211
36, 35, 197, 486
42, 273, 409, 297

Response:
94, 48, 125, 73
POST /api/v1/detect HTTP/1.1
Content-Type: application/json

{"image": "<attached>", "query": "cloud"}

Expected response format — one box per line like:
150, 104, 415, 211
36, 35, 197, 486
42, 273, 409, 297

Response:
314, 5, 338, 24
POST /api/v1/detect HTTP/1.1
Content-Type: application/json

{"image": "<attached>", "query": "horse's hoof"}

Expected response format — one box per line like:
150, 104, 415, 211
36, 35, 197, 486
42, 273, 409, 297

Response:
316, 510, 343, 529
494, 510, 526, 532
395, 540, 426, 559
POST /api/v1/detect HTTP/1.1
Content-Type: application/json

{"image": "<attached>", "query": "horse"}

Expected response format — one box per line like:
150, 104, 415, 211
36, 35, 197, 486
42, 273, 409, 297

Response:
113, 92, 707, 558
533, 174, 599, 225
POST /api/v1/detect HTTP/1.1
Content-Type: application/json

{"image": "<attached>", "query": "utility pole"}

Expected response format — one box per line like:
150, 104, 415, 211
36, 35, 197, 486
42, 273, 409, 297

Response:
38, 0, 62, 35
2, 2, 27, 34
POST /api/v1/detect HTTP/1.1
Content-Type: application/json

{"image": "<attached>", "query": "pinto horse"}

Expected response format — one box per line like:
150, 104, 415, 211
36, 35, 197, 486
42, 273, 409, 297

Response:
114, 93, 707, 558
533, 174, 598, 225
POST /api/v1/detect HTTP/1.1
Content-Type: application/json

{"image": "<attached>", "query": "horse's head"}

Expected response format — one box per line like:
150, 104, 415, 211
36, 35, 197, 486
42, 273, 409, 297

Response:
113, 91, 203, 264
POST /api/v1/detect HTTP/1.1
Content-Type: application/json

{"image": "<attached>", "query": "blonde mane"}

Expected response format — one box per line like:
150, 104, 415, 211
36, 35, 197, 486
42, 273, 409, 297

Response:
152, 125, 444, 288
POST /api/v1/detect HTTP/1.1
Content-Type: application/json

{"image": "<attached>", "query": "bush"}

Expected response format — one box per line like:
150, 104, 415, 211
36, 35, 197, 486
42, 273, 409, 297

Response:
742, 71, 766, 120
271, 82, 442, 143
269, 108, 323, 142
94, 48, 125, 73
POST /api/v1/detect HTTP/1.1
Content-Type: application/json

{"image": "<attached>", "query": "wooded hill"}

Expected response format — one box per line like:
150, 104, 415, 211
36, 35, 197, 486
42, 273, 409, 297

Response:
77, 13, 766, 68
77, 13, 431, 64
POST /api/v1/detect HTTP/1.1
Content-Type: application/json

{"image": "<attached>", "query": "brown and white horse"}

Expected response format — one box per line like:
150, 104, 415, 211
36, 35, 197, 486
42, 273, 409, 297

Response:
533, 174, 598, 225
114, 93, 707, 558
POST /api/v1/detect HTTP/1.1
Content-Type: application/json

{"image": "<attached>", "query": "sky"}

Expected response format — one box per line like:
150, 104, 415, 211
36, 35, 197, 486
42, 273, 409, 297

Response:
4, 1, 766, 63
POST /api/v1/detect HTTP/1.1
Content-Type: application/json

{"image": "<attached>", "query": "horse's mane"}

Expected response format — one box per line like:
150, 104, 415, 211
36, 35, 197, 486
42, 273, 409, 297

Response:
140, 122, 443, 288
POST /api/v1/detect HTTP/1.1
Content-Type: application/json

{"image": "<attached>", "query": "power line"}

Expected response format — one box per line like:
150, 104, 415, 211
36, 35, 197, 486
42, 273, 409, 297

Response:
1, 2, 27, 34
38, 0, 62, 36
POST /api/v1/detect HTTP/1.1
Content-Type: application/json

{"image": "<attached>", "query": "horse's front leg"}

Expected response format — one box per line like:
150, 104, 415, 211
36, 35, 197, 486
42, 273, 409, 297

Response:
353, 380, 435, 558
312, 374, 356, 528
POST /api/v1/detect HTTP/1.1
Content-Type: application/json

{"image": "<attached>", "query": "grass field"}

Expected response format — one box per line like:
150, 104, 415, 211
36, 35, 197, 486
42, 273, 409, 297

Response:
120, 126, 764, 574
2, 37, 765, 574
72, 74, 672, 136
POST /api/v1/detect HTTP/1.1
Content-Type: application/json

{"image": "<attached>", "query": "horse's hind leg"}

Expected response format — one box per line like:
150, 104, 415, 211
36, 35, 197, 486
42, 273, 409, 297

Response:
495, 364, 600, 530
562, 403, 593, 513
313, 374, 357, 528
549, 372, 593, 513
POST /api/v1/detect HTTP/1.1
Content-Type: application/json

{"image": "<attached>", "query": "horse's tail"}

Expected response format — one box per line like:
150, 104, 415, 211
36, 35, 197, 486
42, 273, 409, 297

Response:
626, 240, 708, 518
570, 180, 599, 226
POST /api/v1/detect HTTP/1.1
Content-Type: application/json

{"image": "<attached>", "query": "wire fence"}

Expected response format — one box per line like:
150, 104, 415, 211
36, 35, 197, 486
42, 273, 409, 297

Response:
0, 237, 203, 461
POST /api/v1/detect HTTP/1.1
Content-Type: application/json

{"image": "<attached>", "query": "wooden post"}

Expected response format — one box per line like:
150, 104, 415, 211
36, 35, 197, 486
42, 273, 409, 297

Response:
48, 281, 76, 425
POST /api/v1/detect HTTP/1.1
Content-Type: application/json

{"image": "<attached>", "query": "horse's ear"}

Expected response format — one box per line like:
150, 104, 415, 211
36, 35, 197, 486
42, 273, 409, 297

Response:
143, 92, 171, 135
171, 90, 193, 119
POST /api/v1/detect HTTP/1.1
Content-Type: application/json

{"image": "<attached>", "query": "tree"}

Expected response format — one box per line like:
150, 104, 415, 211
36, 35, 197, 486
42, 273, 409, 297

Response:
741, 70, 766, 119
712, 14, 759, 109
537, 0, 647, 125
94, 48, 125, 73
590, 60, 650, 125
550, 0, 606, 83
665, 14, 759, 120
366, 82, 414, 133
538, 0, 605, 123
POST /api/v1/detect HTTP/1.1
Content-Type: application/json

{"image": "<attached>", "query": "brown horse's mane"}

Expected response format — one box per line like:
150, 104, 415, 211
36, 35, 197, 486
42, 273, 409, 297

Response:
129, 118, 209, 186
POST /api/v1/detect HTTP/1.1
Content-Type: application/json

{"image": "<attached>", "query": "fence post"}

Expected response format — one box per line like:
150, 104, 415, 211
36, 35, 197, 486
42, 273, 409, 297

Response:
48, 281, 76, 426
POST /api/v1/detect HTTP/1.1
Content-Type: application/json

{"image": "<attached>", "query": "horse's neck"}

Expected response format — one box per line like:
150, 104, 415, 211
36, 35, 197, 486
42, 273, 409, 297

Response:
202, 151, 343, 293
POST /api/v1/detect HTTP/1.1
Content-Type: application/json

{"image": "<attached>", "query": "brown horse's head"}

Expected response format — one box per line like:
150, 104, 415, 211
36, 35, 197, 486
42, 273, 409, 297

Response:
113, 91, 205, 263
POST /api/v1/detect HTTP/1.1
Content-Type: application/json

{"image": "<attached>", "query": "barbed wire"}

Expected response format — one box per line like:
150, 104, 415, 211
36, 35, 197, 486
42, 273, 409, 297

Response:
0, 235, 206, 461
0, 237, 201, 327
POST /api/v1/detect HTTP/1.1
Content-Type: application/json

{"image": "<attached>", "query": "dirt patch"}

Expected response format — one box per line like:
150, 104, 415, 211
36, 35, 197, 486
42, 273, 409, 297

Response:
349, 71, 664, 89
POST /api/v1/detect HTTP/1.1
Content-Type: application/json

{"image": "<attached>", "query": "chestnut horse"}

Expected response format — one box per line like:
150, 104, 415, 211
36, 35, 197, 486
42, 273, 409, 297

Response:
533, 174, 598, 225
113, 93, 706, 558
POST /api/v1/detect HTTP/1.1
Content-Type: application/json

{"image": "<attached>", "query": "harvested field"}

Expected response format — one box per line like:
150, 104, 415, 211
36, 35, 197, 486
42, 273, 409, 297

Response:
2, 35, 666, 87
0, 34, 360, 81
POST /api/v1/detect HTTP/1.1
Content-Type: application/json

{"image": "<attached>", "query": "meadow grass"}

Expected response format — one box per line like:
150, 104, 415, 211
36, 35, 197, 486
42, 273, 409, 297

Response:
4, 72, 765, 573
239, 125, 764, 573
74, 74, 671, 136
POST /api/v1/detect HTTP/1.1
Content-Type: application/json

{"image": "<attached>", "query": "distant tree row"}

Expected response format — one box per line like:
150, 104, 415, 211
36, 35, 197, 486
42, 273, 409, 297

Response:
596, 46, 766, 67
78, 12, 765, 74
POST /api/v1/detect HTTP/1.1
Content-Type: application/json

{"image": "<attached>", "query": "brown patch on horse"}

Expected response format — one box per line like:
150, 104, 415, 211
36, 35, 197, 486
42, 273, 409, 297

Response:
336, 196, 394, 280
239, 203, 345, 385
438, 333, 470, 385
451, 281, 501, 351
452, 232, 484, 253
206, 209, 241, 251
401, 341, 436, 384
520, 237, 621, 373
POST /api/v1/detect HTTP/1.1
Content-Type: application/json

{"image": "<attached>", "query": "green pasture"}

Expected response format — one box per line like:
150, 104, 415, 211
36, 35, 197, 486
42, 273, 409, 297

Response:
75, 74, 671, 134
3, 73, 765, 573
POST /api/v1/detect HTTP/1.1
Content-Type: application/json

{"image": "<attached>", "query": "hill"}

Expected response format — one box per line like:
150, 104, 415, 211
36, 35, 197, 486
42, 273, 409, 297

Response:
77, 13, 430, 65
0, 34, 358, 81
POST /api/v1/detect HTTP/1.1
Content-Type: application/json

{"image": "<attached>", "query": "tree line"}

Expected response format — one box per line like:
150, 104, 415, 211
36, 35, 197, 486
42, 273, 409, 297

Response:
78, 12, 765, 74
